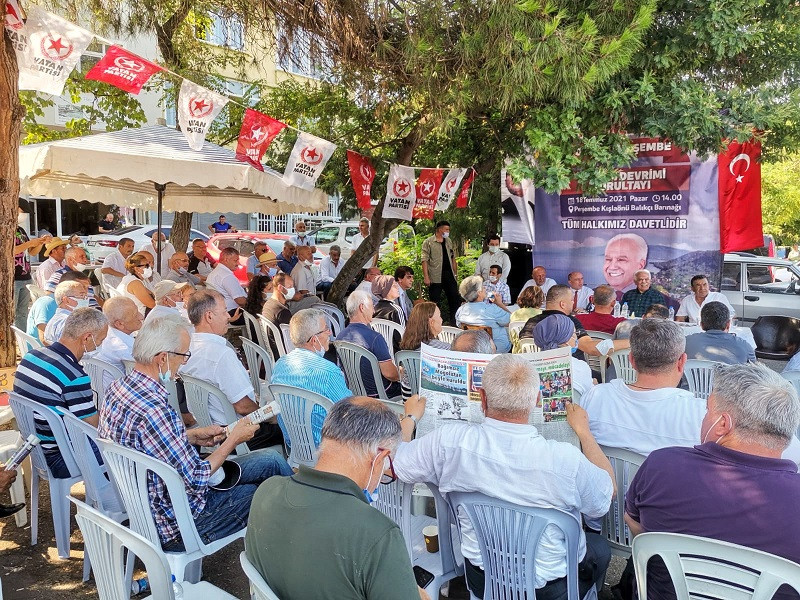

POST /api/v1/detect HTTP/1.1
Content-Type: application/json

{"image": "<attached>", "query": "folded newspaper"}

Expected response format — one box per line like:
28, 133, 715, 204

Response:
417, 343, 579, 446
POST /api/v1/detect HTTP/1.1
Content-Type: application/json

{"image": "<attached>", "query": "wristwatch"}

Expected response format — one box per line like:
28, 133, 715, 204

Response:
402, 414, 418, 426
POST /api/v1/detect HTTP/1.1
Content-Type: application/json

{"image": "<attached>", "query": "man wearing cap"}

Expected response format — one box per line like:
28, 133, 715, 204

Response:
165, 252, 201, 287
145, 280, 194, 324
246, 241, 269, 282
36, 237, 67, 289
289, 246, 321, 313
96, 297, 144, 387
317, 245, 343, 296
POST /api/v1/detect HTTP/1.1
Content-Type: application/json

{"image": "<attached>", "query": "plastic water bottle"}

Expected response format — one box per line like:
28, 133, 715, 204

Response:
621, 302, 629, 318
669, 306, 675, 321
613, 301, 621, 317
173, 581, 184, 599
131, 578, 150, 594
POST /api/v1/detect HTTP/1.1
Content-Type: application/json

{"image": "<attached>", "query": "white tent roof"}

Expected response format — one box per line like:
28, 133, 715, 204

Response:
19, 125, 328, 214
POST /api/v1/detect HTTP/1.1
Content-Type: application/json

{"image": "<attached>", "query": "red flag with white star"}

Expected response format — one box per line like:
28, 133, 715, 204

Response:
347, 150, 376, 210
177, 79, 229, 150
235, 108, 287, 170
718, 140, 762, 253
412, 168, 444, 219
283, 132, 337, 190
455, 169, 476, 208
85, 45, 164, 94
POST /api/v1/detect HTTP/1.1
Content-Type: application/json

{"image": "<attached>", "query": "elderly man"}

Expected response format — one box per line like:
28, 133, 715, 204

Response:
187, 238, 215, 282
36, 237, 68, 288
482, 264, 511, 305
208, 214, 236, 234
350, 216, 377, 268
337, 290, 400, 397
475, 234, 510, 282
206, 247, 246, 322
456, 275, 511, 353
100, 313, 291, 550
246, 397, 429, 600
164, 252, 201, 287
451, 329, 496, 354
576, 285, 625, 335
394, 354, 615, 599
246, 240, 269, 282
290, 219, 316, 252
603, 233, 648, 296
620, 269, 665, 317
271, 308, 353, 445
356, 267, 382, 304
676, 273, 735, 324
101, 237, 135, 289
143, 280, 192, 324
566, 271, 593, 314
685, 301, 755, 364
15, 308, 108, 478
45, 246, 100, 307
26, 271, 84, 346
317, 244, 344, 295
98, 213, 116, 234
276, 240, 298, 274
289, 246, 321, 313
182, 290, 283, 450
140, 231, 176, 275
624, 363, 800, 600
96, 297, 143, 386
520, 265, 556, 308
421, 221, 461, 323
394, 266, 415, 320
44, 280, 91, 345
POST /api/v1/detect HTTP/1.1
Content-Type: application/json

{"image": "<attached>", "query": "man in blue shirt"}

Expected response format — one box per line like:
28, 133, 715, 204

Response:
276, 240, 298, 274
208, 214, 237, 234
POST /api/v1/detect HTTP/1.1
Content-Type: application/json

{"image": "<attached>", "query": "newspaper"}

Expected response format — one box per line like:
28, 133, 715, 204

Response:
417, 343, 579, 446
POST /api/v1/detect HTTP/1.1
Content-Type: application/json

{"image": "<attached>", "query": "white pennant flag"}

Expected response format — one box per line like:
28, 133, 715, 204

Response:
383, 164, 417, 221
283, 132, 337, 190
17, 6, 94, 96
177, 80, 229, 150
435, 168, 467, 211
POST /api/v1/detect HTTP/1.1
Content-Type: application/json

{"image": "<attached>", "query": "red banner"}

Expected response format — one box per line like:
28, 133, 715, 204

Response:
85, 45, 164, 95
455, 169, 476, 208
347, 150, 376, 211
412, 168, 444, 219
235, 108, 287, 171
718, 140, 762, 253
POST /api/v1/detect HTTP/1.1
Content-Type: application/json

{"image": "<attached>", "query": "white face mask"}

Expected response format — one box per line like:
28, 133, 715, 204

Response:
174, 301, 185, 311
442, 231, 450, 239
74, 263, 89, 272
142, 267, 153, 279
702, 414, 726, 444
304, 260, 313, 267
17, 213, 27, 227
283, 286, 296, 300
74, 298, 91, 309
489, 275, 498, 283
297, 231, 306, 238
488, 245, 500, 253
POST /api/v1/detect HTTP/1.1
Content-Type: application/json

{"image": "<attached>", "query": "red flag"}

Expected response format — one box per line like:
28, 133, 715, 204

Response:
235, 108, 287, 171
4, 0, 24, 31
347, 150, 376, 210
412, 168, 445, 219
455, 169, 476, 208
85, 45, 164, 95
718, 140, 762, 253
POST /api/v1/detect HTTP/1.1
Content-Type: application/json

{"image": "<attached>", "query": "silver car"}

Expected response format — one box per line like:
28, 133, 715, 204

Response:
722, 252, 800, 325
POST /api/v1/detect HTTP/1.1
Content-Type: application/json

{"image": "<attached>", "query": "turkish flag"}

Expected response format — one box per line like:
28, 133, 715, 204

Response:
85, 45, 164, 94
412, 168, 444, 219
718, 140, 762, 253
455, 169, 476, 208
235, 108, 286, 170
347, 150, 376, 210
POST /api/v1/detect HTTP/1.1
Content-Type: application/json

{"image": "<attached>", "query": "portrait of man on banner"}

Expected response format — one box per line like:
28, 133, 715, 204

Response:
501, 167, 536, 246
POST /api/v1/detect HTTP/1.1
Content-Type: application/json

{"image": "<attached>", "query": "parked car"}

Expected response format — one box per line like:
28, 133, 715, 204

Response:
312, 221, 416, 260
207, 232, 326, 285
86, 225, 209, 261
722, 252, 800, 325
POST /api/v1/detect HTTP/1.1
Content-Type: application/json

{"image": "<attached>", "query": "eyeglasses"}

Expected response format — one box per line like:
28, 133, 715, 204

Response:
306, 328, 331, 343
167, 350, 192, 363
377, 448, 397, 485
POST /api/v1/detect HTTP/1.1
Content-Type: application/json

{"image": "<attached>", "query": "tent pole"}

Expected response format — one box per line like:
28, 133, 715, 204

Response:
155, 183, 166, 274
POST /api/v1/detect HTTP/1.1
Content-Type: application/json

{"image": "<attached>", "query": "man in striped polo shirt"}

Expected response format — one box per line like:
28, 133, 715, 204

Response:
13, 308, 109, 478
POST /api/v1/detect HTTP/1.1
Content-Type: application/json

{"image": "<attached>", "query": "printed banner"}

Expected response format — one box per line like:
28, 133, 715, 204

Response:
436, 168, 467, 211
85, 45, 164, 94
532, 137, 723, 305
235, 108, 287, 170
501, 166, 536, 244
383, 164, 417, 221
412, 168, 444, 219
177, 79, 229, 150
4, 0, 24, 32
17, 6, 94, 96
718, 140, 763, 253
455, 168, 475, 209
347, 150, 376, 211
283, 132, 337, 190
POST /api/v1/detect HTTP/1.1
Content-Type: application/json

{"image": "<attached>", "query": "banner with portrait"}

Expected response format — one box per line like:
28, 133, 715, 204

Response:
531, 138, 723, 306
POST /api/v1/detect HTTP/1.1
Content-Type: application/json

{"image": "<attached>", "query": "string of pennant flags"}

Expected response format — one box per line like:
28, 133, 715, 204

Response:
3, 0, 477, 219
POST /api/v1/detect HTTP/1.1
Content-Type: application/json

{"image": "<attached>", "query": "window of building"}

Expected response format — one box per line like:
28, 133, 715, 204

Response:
199, 11, 244, 50
79, 41, 110, 73
277, 27, 328, 80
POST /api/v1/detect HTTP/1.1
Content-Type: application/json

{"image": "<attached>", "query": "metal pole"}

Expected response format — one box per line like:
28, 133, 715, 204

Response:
155, 183, 166, 274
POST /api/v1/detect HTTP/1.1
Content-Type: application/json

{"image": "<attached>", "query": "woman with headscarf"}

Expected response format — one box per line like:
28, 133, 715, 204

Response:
533, 313, 594, 398
371, 274, 407, 355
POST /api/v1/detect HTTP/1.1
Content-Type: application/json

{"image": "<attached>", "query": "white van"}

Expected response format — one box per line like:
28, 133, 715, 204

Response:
312, 221, 415, 260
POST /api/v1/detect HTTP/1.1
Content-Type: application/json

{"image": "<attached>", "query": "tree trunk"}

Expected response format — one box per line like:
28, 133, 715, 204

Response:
0, 33, 22, 367
170, 211, 193, 255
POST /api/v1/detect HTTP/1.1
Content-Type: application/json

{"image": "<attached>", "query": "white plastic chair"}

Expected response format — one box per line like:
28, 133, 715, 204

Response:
380, 399, 406, 417
26, 283, 46, 301
371, 318, 405, 360
317, 301, 346, 333
608, 348, 637, 384
599, 445, 645, 559
97, 439, 246, 583
585, 330, 612, 382
240, 551, 281, 600
82, 357, 125, 408
105, 286, 122, 298
240, 337, 274, 405
783, 370, 800, 397
10, 325, 42, 356
121, 359, 136, 374
632, 532, 800, 600
181, 374, 250, 456
438, 326, 461, 345
240, 310, 261, 345
71, 497, 237, 600
517, 338, 541, 354
684, 359, 717, 400
396, 350, 421, 396
267, 384, 333, 468
279, 323, 296, 352
0, 430, 28, 527
448, 491, 597, 600
8, 392, 82, 559
334, 340, 402, 401
508, 320, 527, 340
258, 315, 287, 360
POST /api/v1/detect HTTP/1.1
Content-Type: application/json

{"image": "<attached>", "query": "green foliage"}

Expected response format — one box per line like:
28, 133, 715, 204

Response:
762, 155, 800, 245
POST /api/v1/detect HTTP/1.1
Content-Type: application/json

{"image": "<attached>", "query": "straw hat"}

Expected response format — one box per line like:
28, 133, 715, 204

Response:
257, 249, 278, 265
43, 237, 68, 257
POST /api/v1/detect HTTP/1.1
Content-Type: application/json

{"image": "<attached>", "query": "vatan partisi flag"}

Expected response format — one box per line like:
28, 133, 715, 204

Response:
347, 150, 377, 211
455, 169, 476, 208
435, 168, 467, 211
4, 0, 28, 58
85, 45, 164, 94
412, 168, 444, 219
383, 164, 417, 221
235, 108, 287, 170
4, 0, 24, 32
718, 139, 763, 253
283, 132, 337, 190
17, 5, 94, 95
178, 79, 229, 151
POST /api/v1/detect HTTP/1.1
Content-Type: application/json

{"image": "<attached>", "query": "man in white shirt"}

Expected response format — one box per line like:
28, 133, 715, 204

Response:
474, 234, 510, 282
44, 280, 90, 345
519, 265, 556, 308
182, 289, 282, 450
289, 246, 321, 313
144, 280, 193, 325
394, 354, 615, 599
101, 237, 135, 289
567, 271, 593, 314
350, 217, 377, 268
139, 231, 176, 275
245, 240, 269, 282
206, 247, 246, 322
96, 296, 143, 388
36, 238, 68, 288
676, 273, 735, 324
317, 244, 344, 295
289, 219, 316, 253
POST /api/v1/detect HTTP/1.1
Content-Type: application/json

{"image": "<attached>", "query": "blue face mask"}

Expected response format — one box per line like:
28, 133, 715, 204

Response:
158, 361, 172, 383
362, 454, 385, 504
268, 267, 278, 278
570, 345, 578, 355
312, 335, 325, 357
